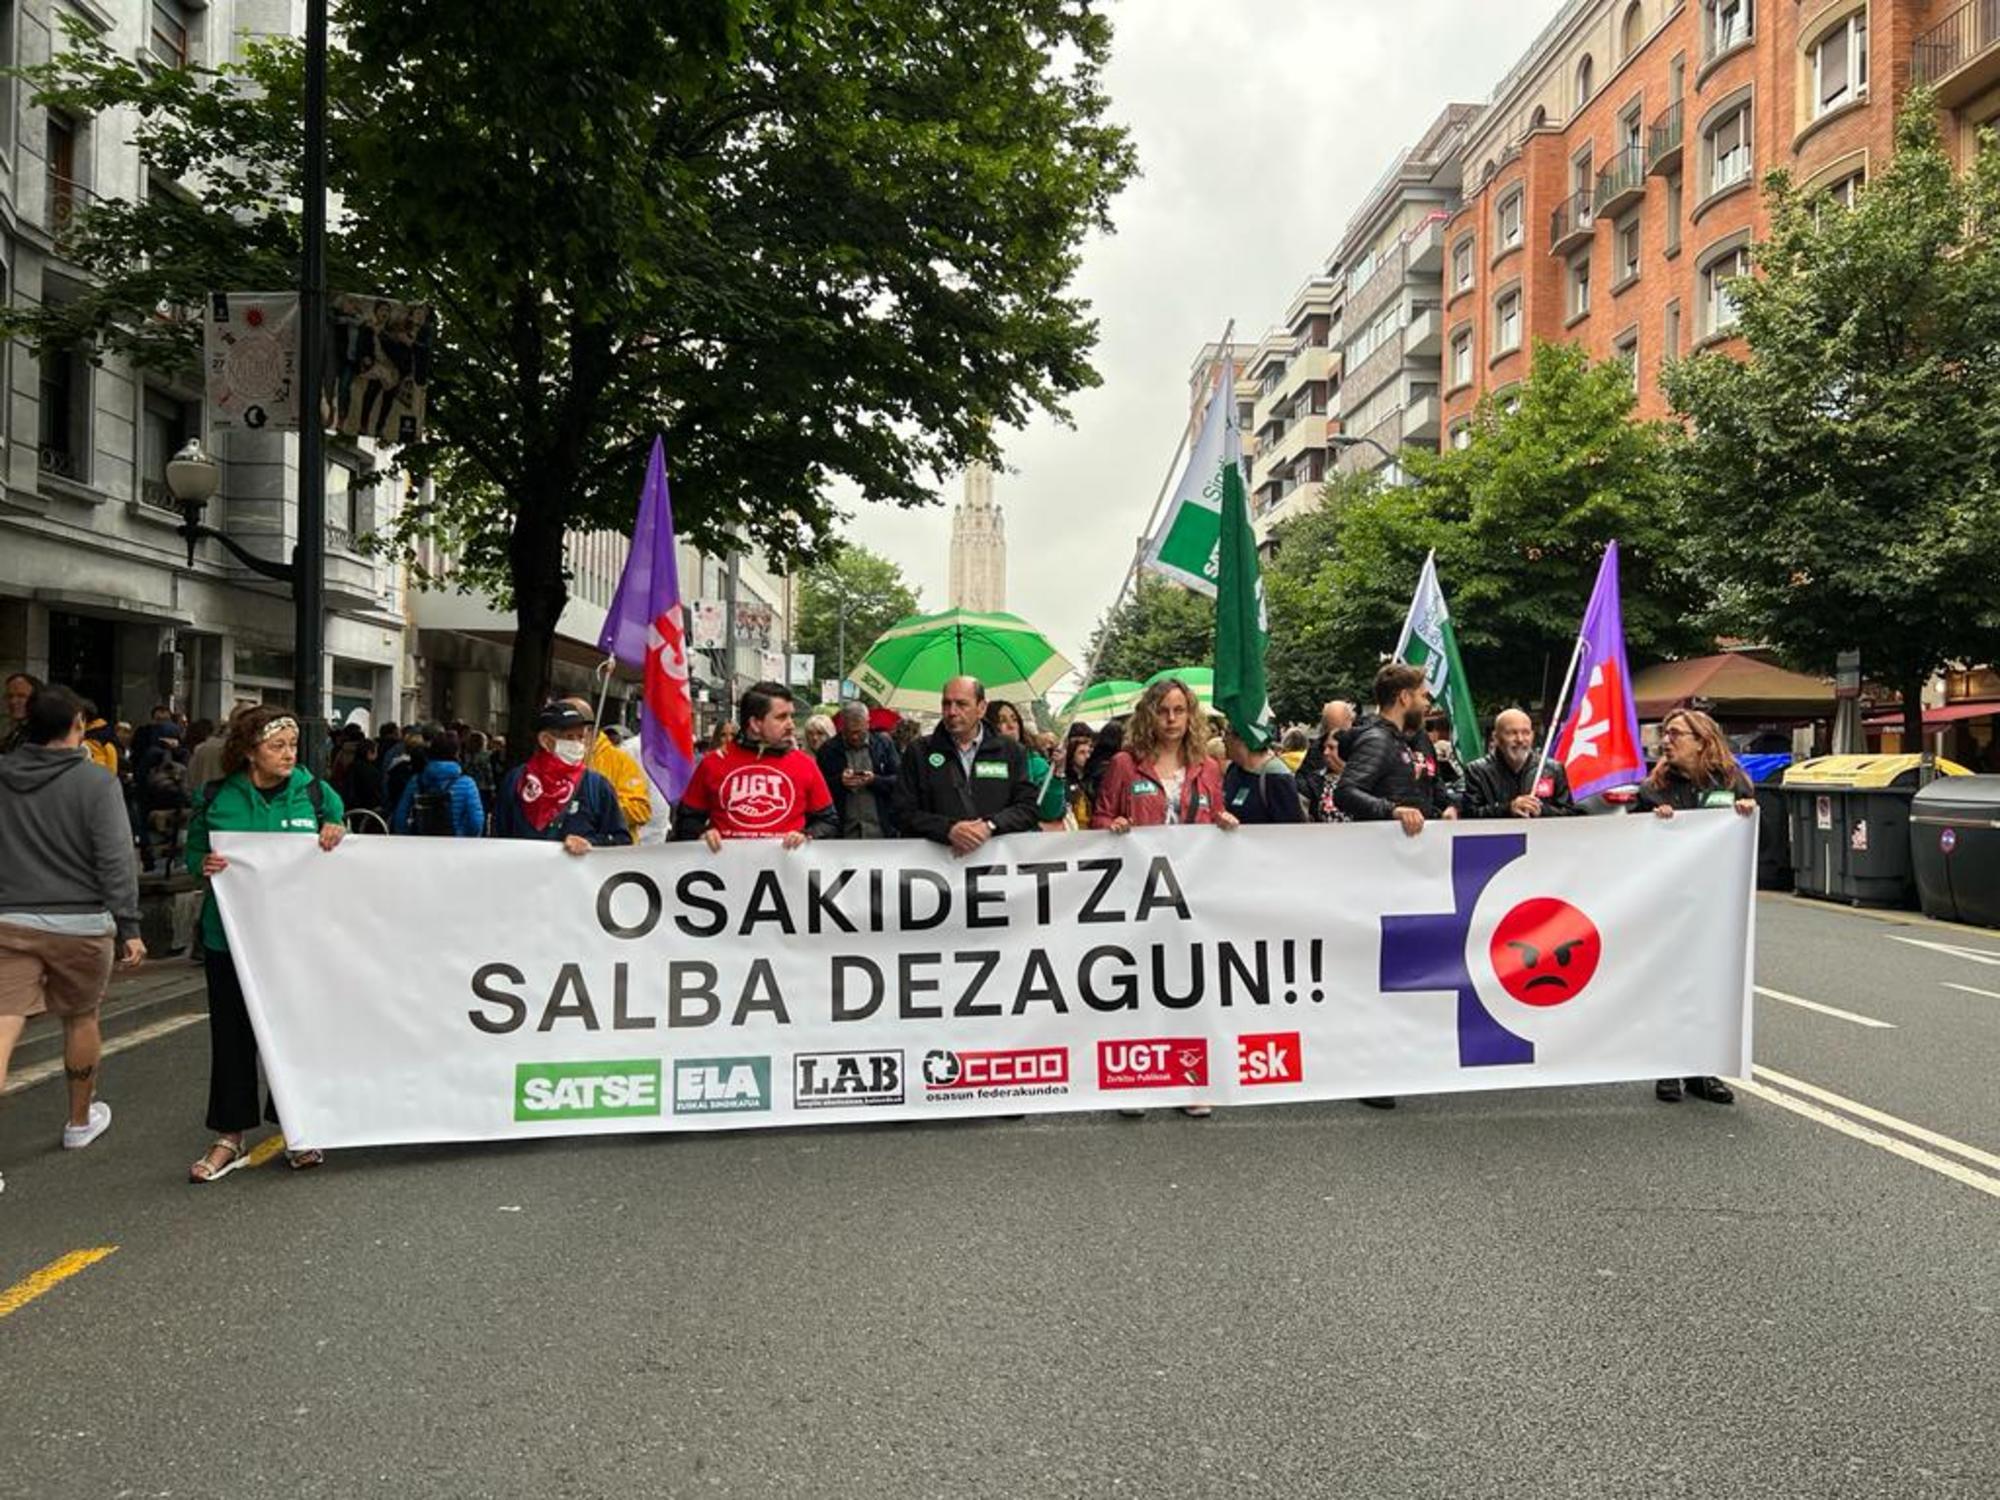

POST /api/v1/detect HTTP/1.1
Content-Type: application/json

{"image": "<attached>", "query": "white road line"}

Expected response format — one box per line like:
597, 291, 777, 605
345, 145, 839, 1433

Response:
1733, 1077, 2000, 1202
1887, 935, 2000, 967
1942, 982, 2000, 1001
1753, 985, 1895, 1029
1750, 1064, 2000, 1175
0, 1012, 205, 1097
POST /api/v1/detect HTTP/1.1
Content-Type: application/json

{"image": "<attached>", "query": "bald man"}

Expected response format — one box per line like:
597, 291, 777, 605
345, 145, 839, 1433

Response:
1462, 709, 1579, 820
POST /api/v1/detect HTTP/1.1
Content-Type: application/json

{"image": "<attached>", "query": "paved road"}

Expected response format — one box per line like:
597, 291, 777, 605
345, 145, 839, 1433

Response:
1, 896, 1995, 1499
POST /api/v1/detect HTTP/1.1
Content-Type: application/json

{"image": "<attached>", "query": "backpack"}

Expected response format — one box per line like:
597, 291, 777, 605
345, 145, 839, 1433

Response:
408, 777, 462, 837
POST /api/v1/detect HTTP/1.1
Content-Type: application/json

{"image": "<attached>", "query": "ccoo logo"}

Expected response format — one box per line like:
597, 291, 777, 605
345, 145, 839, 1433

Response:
1379, 834, 1603, 1067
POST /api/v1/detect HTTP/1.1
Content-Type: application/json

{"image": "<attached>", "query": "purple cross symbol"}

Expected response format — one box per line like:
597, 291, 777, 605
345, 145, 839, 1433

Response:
1380, 833, 1535, 1068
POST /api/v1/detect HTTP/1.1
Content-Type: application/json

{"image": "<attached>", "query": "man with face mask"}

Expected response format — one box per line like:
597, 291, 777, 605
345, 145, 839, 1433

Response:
1462, 708, 1579, 820
1335, 662, 1460, 836
491, 703, 628, 852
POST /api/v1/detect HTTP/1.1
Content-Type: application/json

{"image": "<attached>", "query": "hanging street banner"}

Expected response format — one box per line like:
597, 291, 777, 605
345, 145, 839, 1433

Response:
204, 292, 301, 432
1143, 368, 1240, 597
211, 816, 1754, 1150
327, 293, 435, 445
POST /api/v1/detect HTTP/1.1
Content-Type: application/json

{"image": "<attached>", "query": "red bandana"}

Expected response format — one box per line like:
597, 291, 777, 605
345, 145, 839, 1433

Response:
517, 748, 584, 832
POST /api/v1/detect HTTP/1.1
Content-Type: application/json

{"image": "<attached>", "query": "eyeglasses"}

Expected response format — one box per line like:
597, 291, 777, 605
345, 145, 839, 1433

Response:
1661, 727, 1694, 741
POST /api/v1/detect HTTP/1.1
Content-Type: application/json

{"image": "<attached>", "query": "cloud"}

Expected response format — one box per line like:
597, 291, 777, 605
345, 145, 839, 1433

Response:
840, 0, 1551, 681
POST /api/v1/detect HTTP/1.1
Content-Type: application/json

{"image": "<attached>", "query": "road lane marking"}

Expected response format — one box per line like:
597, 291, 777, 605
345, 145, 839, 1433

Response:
1887, 935, 2000, 967
0, 1247, 117, 1320
244, 1134, 288, 1169
1942, 982, 2000, 1001
1753, 986, 1895, 1029
0, 1013, 205, 1097
1750, 1064, 2000, 1174
1734, 1079, 2000, 1203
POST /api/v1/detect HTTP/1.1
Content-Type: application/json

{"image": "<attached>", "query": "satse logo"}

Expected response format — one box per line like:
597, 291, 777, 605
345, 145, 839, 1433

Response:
673, 1055, 771, 1115
1379, 833, 1603, 1067
514, 1060, 663, 1121
1236, 1031, 1302, 1086
922, 1047, 1068, 1092
793, 1050, 904, 1108
1097, 1038, 1207, 1090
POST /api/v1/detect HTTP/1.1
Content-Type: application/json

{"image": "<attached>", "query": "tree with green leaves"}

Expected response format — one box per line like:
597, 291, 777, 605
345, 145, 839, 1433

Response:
1664, 92, 2000, 742
1406, 340, 1703, 714
8, 0, 1135, 754
794, 544, 921, 690
1081, 574, 1213, 686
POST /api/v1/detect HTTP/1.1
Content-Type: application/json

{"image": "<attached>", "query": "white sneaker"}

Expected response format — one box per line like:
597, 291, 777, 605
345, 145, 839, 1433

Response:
62, 1100, 111, 1150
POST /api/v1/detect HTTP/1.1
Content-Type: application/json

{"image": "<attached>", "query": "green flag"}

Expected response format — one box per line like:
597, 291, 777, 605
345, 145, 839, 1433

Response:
1393, 550, 1479, 750
1143, 369, 1231, 596
1211, 404, 1273, 750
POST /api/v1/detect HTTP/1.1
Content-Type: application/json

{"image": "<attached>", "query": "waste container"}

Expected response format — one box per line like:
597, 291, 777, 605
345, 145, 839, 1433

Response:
1910, 775, 2000, 927
1781, 755, 1970, 908
1741, 754, 1793, 891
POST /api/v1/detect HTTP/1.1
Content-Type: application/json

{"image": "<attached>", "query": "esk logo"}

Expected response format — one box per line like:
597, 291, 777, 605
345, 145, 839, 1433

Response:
1236, 1031, 1302, 1086
1380, 834, 1603, 1067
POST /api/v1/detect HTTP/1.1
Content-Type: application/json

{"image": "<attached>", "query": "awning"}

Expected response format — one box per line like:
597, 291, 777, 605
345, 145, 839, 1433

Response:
1632, 652, 1836, 719
1864, 701, 2000, 729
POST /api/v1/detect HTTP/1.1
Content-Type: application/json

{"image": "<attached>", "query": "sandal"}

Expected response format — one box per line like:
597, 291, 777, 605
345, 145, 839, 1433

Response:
190, 1135, 248, 1184
286, 1148, 324, 1171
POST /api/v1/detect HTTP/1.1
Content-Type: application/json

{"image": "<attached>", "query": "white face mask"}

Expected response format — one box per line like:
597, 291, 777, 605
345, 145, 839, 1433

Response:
552, 738, 588, 767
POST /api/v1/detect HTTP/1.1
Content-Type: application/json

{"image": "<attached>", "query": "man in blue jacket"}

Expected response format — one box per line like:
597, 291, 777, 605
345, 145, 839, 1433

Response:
816, 702, 900, 838
390, 730, 485, 836
491, 704, 627, 851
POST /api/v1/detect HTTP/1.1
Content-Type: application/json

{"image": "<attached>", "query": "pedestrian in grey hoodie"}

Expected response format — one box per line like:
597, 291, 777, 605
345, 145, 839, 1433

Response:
0, 683, 145, 1191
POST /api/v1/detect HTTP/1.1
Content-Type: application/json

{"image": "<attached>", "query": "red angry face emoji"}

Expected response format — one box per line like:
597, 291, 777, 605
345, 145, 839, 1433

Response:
1488, 897, 1601, 1007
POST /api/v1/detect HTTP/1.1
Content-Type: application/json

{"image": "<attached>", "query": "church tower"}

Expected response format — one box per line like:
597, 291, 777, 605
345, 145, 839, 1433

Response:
947, 461, 1007, 613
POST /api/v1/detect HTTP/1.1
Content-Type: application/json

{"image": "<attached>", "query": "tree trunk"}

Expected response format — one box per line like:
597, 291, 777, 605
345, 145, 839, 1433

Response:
503, 486, 571, 768
1901, 671, 1927, 756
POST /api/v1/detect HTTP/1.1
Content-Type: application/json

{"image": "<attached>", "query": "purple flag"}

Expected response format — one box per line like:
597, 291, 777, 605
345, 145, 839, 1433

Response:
598, 437, 696, 800
1553, 541, 1646, 800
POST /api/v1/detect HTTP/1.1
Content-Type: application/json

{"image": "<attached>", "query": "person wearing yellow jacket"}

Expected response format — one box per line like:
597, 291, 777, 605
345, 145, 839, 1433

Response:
558, 697, 650, 843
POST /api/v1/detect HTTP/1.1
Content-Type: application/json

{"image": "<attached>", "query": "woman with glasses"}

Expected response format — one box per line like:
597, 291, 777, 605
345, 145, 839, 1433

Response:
1633, 707, 1756, 1105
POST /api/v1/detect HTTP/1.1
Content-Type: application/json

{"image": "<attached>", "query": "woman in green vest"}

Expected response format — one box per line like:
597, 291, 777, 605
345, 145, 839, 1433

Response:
184, 705, 346, 1182
984, 700, 1068, 827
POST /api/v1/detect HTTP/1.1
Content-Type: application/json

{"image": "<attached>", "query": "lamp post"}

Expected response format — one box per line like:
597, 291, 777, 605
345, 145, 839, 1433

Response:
1326, 432, 1399, 468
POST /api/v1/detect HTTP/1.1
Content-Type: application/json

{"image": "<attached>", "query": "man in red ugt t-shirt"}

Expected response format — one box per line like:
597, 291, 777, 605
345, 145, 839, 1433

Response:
677, 681, 836, 849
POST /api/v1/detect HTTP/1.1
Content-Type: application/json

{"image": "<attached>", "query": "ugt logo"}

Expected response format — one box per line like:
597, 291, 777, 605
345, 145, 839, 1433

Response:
1380, 834, 1602, 1067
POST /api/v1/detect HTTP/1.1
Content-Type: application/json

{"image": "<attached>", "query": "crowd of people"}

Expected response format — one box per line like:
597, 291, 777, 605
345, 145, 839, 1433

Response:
0, 659, 1759, 1191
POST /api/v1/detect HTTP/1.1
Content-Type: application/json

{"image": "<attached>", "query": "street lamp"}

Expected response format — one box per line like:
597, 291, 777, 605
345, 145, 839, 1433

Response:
1326, 432, 1399, 467
169, 439, 292, 583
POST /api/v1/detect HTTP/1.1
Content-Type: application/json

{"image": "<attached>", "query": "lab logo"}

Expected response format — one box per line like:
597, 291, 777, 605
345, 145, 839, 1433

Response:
673, 1056, 771, 1115
793, 1050, 904, 1108
514, 1060, 663, 1121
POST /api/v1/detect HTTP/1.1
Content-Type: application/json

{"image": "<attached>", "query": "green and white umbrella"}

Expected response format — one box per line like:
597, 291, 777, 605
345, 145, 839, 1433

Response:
1058, 679, 1145, 723
851, 608, 1074, 714
1143, 666, 1218, 717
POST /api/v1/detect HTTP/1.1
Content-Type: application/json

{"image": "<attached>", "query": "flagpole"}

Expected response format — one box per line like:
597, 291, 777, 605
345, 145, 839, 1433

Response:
590, 655, 617, 737
1534, 632, 1586, 780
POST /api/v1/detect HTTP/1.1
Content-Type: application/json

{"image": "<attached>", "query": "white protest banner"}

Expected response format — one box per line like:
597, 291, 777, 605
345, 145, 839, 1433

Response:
212, 815, 1754, 1150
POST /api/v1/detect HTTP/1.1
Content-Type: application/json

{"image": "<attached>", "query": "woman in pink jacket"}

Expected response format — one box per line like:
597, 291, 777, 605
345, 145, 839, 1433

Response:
1091, 676, 1237, 1117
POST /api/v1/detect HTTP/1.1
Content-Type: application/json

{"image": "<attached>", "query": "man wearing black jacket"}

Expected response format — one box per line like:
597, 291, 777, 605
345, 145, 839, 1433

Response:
817, 702, 900, 838
896, 677, 1038, 854
1334, 663, 1459, 836
1461, 708, 1580, 820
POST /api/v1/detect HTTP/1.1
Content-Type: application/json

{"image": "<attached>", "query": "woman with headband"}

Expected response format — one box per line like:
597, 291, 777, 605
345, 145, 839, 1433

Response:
183, 705, 346, 1181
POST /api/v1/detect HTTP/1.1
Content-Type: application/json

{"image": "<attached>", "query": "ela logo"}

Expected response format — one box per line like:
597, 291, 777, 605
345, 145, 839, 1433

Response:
1379, 834, 1603, 1068
1236, 1031, 1302, 1086
793, 1050, 904, 1108
673, 1056, 771, 1115
514, 1060, 663, 1121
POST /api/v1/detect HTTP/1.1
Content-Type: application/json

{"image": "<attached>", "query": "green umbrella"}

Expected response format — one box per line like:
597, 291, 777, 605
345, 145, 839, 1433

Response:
1143, 666, 1218, 717
851, 608, 1074, 714
1058, 679, 1145, 723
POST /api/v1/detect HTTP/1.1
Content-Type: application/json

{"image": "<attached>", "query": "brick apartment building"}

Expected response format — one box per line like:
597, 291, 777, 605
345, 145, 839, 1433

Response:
1440, 0, 2000, 442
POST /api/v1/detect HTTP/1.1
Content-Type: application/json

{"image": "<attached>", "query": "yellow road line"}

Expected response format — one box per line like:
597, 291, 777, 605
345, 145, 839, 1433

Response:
0, 1247, 117, 1320
1734, 1079, 2000, 1203
244, 1134, 288, 1169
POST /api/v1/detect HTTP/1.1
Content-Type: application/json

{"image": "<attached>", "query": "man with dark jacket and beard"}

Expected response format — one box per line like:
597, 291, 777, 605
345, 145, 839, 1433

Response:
1461, 708, 1579, 821
1335, 663, 1459, 836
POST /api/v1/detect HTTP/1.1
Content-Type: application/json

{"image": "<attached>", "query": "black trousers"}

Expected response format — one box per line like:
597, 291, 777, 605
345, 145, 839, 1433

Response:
204, 946, 278, 1134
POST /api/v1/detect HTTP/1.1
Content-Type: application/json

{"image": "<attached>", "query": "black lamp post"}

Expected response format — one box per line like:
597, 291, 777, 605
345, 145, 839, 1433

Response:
1327, 432, 1400, 468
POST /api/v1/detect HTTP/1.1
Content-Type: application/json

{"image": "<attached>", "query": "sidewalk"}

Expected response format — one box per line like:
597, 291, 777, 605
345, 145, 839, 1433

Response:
8, 956, 209, 1077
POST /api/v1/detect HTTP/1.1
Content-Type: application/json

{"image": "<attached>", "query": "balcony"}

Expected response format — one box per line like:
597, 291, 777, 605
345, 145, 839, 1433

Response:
1407, 218, 1446, 277
1647, 101, 1684, 175
1402, 395, 1441, 445
45, 174, 101, 248
1405, 306, 1443, 360
1913, 0, 2000, 105
1550, 191, 1593, 255
1334, 411, 1405, 477
1595, 147, 1647, 217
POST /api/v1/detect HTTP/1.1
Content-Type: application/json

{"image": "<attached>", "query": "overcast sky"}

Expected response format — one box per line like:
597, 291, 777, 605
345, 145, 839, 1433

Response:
836, 0, 1552, 688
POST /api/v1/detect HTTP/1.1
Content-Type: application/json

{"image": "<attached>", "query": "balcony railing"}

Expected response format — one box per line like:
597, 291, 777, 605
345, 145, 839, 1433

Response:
139, 479, 180, 513
1647, 101, 1684, 175
1550, 191, 1593, 254
45, 174, 100, 245
1594, 146, 1647, 216
38, 445, 82, 481
1913, 0, 2000, 88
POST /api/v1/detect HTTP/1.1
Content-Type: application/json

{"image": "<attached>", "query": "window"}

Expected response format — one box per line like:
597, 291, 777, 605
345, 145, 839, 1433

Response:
1452, 236, 1475, 292
1573, 148, 1595, 200
1812, 15, 1867, 119
46, 113, 81, 239
1665, 175, 1683, 254
38, 343, 89, 482
1705, 101, 1751, 196
1620, 107, 1643, 157
1665, 299, 1683, 360
150, 1, 192, 67
326, 460, 358, 544
1530, 105, 1549, 130
1706, 0, 1752, 60
1622, 3, 1645, 60
1497, 190, 1523, 250
1576, 54, 1595, 108
1450, 423, 1473, 451
1616, 216, 1641, 284
1821, 170, 1865, 211
1451, 329, 1474, 388
1614, 330, 1640, 392
140, 387, 196, 509
1569, 255, 1592, 318
1670, 55, 1686, 102
1700, 243, 1751, 335
1493, 289, 1522, 355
